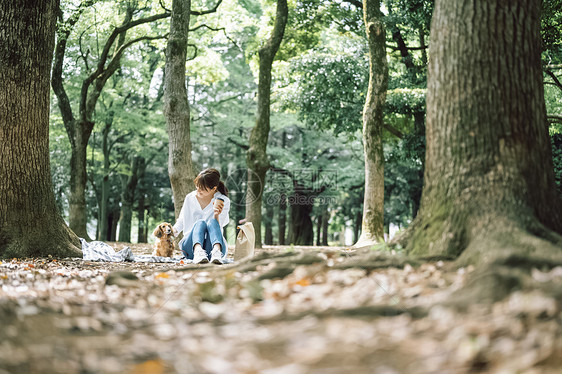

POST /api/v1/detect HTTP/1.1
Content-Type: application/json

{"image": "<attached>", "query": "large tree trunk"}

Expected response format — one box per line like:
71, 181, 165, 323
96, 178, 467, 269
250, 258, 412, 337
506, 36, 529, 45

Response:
397, 0, 562, 268
289, 190, 314, 245
0, 0, 81, 258
245, 0, 288, 248
355, 0, 388, 248
164, 0, 195, 218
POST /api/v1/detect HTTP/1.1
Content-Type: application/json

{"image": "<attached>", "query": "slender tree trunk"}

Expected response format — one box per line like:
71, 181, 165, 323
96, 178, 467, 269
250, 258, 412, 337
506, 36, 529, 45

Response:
164, 0, 195, 218
322, 209, 329, 246
144, 212, 150, 242
397, 0, 562, 267
136, 158, 149, 243
418, 26, 428, 67
289, 191, 314, 245
0, 0, 80, 257
118, 157, 141, 242
316, 212, 322, 246
355, 0, 388, 248
245, 0, 288, 248
411, 111, 425, 219
137, 190, 147, 243
278, 192, 287, 245
108, 207, 120, 241
287, 204, 294, 245
99, 119, 112, 240
353, 210, 362, 244
67, 130, 92, 239
232, 132, 247, 228
264, 202, 274, 245
278, 133, 287, 245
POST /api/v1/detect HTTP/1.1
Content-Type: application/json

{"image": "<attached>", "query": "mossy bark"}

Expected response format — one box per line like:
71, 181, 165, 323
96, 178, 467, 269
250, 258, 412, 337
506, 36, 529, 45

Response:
396, 0, 562, 272
164, 0, 195, 218
355, 0, 388, 247
0, 0, 81, 258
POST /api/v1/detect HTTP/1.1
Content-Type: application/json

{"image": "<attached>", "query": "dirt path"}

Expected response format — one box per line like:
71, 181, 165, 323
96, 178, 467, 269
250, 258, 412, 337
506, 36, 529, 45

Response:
1, 244, 560, 373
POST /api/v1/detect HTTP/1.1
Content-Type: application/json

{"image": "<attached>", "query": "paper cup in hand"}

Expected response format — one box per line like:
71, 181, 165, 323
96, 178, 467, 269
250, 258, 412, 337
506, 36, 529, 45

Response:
214, 197, 224, 210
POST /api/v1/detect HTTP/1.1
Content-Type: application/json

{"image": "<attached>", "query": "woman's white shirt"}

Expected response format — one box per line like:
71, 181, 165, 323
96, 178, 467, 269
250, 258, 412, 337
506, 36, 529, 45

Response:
173, 191, 230, 241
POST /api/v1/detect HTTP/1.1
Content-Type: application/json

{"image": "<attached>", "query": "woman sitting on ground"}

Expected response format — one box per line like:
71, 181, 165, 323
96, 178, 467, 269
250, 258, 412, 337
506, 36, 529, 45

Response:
173, 168, 230, 264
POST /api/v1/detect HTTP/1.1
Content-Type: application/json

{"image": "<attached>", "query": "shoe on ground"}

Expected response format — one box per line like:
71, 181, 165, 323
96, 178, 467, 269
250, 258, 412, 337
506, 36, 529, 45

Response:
193, 247, 209, 264
210, 248, 223, 264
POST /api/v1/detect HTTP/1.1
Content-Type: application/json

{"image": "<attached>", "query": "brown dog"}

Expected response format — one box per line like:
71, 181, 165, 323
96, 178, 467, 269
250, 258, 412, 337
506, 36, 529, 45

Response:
152, 222, 178, 257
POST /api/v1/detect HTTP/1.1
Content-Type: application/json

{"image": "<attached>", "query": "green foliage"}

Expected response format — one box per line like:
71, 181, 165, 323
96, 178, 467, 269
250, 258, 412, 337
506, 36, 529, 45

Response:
49, 116, 72, 217
385, 88, 425, 115
293, 0, 363, 36
281, 48, 369, 135
542, 0, 562, 62
388, 0, 433, 31
384, 140, 423, 227
384, 0, 432, 88
49, 0, 432, 243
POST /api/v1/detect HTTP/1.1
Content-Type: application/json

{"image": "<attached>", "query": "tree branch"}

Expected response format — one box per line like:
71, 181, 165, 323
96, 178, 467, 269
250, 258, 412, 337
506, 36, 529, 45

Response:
383, 123, 404, 139
81, 10, 170, 120
92, 12, 170, 81
158, 0, 170, 12
547, 115, 562, 124
545, 70, 562, 92
52, 0, 98, 139
387, 43, 428, 51
187, 43, 198, 61
189, 23, 239, 48
189, 23, 221, 32
342, 0, 363, 8
190, 0, 223, 15
227, 136, 250, 150
78, 26, 93, 71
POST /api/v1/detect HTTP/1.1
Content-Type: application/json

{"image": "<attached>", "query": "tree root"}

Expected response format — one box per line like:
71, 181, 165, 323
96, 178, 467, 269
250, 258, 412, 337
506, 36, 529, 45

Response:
445, 225, 562, 308
334, 250, 420, 271
393, 210, 562, 308
1, 223, 81, 259
256, 305, 428, 324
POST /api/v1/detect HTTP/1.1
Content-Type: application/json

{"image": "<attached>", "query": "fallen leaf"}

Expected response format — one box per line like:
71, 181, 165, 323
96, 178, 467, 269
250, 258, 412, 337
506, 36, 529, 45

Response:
130, 359, 165, 374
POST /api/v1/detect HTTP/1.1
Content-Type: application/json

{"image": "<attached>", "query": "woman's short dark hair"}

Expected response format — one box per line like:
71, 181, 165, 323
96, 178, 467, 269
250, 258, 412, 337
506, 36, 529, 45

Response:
194, 168, 228, 196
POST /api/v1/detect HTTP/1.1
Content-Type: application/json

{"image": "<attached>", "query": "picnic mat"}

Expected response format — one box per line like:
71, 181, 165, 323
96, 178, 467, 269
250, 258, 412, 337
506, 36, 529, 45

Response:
80, 239, 233, 264
81, 239, 187, 263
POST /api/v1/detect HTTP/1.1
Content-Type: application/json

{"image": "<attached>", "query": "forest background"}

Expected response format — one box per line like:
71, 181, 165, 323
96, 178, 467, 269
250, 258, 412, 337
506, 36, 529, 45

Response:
46, 0, 562, 248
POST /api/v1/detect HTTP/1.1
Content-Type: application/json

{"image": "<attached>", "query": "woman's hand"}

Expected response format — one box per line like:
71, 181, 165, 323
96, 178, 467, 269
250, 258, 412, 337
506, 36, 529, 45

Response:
213, 199, 224, 220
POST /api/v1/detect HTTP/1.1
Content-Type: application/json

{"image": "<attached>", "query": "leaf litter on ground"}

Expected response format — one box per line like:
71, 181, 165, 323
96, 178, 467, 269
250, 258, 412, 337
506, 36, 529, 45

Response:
0, 243, 560, 373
